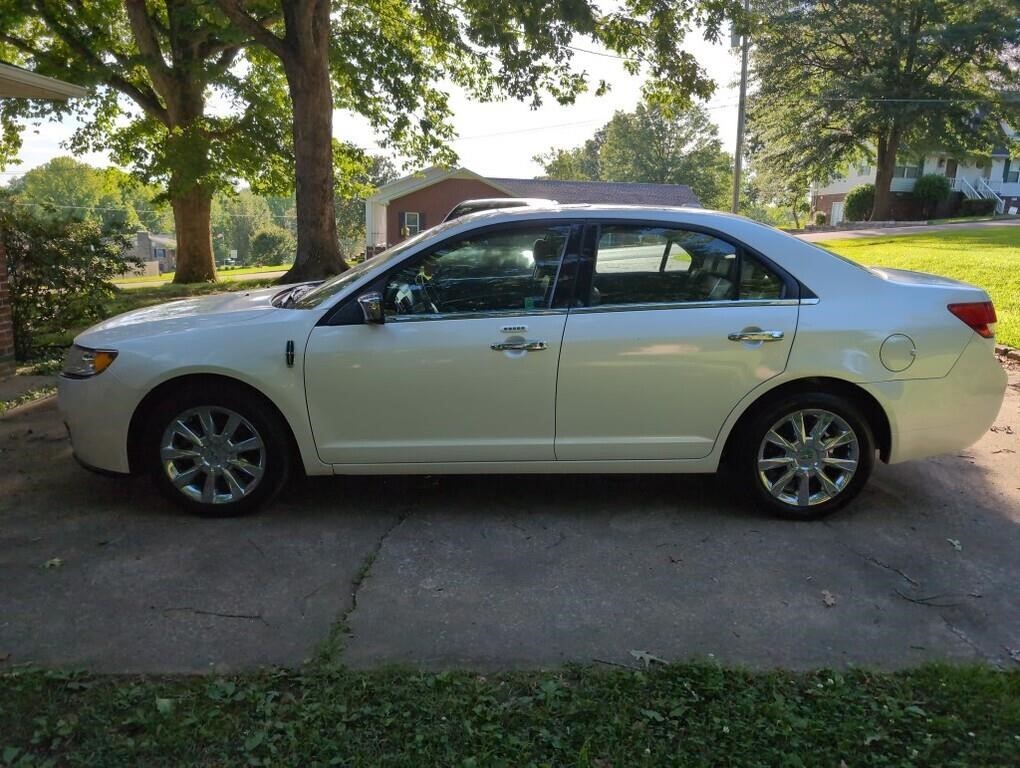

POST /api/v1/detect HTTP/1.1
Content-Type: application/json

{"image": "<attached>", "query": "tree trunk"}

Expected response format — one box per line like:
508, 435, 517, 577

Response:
871, 124, 902, 221
170, 182, 217, 283
279, 2, 345, 283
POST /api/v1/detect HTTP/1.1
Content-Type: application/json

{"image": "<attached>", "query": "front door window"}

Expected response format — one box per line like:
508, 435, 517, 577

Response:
382, 224, 572, 317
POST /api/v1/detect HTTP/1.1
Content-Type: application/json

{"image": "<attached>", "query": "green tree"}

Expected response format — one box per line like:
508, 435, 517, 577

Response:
212, 0, 740, 281
212, 190, 273, 265
249, 225, 295, 265
748, 0, 1020, 221
8, 156, 172, 232
536, 103, 733, 209
745, 163, 811, 229
0, 0, 285, 283
534, 131, 604, 181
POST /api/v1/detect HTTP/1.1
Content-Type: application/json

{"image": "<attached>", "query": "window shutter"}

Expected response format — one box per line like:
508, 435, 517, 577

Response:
418, 212, 425, 230
398, 211, 407, 238
1005, 158, 1012, 183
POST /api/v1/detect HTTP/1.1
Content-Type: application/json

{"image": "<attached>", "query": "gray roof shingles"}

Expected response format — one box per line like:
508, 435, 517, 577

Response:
489, 178, 701, 208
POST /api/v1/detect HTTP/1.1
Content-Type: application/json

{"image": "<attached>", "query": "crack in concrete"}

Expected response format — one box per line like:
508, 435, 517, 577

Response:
941, 614, 1001, 668
348, 507, 412, 616
311, 507, 413, 667
825, 524, 920, 587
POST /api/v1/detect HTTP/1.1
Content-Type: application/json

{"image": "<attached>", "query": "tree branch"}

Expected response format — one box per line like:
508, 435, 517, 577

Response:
214, 0, 287, 58
24, 3, 170, 124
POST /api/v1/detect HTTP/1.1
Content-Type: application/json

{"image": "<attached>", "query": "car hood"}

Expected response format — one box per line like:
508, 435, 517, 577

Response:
76, 285, 287, 347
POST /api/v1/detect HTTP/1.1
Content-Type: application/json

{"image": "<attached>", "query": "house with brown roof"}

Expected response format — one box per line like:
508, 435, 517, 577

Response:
365, 166, 701, 250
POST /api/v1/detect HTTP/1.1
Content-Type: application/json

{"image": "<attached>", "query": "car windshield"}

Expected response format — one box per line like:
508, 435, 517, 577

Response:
293, 220, 463, 308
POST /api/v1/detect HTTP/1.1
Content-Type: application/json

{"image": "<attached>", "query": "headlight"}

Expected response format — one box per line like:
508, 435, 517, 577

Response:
62, 345, 118, 378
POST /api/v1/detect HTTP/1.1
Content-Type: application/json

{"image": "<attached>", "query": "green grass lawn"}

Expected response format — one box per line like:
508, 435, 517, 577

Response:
2, 664, 1018, 766
818, 226, 1020, 348
114, 264, 290, 285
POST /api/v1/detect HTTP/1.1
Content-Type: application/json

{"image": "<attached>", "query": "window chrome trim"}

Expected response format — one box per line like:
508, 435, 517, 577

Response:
568, 298, 802, 315
800, 297, 820, 305
387, 308, 569, 323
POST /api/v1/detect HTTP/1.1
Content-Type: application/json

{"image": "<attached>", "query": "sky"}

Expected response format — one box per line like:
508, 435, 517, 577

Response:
8, 30, 742, 182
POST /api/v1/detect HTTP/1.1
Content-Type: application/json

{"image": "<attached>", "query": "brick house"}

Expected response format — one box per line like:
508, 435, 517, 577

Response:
365, 166, 702, 250
810, 124, 1020, 224
0, 62, 87, 371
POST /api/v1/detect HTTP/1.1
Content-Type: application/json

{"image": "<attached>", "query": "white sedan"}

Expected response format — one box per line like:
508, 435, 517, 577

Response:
59, 206, 1007, 519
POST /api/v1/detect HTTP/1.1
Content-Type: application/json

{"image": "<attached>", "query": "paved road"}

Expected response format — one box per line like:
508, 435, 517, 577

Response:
1, 363, 1018, 674
795, 218, 1020, 242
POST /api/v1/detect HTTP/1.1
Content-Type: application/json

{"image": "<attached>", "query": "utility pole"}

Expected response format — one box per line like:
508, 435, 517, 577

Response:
731, 0, 750, 214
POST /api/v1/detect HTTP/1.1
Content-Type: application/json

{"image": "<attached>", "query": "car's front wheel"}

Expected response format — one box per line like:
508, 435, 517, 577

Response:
742, 393, 875, 520
144, 385, 292, 516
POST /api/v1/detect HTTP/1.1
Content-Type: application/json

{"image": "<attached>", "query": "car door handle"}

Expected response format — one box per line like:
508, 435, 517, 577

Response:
491, 340, 548, 351
728, 329, 785, 343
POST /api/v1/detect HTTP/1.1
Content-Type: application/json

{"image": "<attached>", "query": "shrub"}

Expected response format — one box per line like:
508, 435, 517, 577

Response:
0, 201, 137, 359
843, 184, 875, 222
814, 210, 827, 226
959, 197, 997, 217
249, 226, 295, 266
913, 174, 951, 217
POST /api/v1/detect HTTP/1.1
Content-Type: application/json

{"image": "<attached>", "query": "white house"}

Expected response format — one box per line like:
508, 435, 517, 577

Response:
811, 125, 1020, 223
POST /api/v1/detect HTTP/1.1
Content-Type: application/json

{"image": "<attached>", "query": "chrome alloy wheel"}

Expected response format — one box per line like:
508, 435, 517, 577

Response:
160, 406, 266, 504
756, 409, 860, 507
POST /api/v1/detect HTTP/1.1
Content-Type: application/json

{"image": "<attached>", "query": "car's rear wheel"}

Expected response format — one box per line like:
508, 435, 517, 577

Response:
741, 393, 875, 519
144, 386, 291, 516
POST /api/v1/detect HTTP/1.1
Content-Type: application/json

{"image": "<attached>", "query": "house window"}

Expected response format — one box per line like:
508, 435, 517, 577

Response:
893, 163, 922, 179
1007, 161, 1019, 184
402, 212, 421, 237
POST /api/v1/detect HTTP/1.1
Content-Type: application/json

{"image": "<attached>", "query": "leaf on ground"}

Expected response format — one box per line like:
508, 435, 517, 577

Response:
822, 590, 837, 607
155, 697, 174, 715
630, 650, 667, 667
43, 557, 64, 569
947, 539, 962, 551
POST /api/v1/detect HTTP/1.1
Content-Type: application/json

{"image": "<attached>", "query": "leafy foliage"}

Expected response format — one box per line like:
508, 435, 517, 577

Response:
212, 190, 274, 264
959, 198, 997, 217
536, 102, 733, 209
6, 156, 172, 232
844, 184, 876, 222
2, 664, 1019, 766
0, 199, 138, 359
249, 226, 295, 266
912, 174, 952, 217
815, 210, 827, 226
748, 0, 1020, 221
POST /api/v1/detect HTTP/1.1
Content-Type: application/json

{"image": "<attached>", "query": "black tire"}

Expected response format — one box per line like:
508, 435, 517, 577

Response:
739, 392, 875, 520
143, 382, 292, 517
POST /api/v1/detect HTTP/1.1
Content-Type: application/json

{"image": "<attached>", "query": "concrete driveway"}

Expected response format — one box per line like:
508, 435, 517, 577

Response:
2, 362, 1018, 674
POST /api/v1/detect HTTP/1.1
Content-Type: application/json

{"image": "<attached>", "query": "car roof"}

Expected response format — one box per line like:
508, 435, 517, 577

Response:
451, 203, 745, 225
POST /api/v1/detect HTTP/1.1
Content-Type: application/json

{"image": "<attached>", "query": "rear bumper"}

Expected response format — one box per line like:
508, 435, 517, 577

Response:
862, 336, 1007, 464
58, 373, 139, 475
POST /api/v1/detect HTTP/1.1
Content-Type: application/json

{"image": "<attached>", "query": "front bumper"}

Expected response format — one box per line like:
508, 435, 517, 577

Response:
58, 372, 140, 475
862, 336, 1007, 464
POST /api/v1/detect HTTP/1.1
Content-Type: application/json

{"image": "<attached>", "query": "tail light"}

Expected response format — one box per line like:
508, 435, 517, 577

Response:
947, 301, 997, 339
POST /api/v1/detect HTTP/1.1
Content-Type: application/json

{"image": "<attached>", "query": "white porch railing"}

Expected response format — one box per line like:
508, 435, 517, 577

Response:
952, 177, 981, 200
976, 178, 1006, 214
983, 179, 1020, 197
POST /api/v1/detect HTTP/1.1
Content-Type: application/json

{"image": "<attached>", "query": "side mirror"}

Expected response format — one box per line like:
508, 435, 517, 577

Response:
357, 291, 385, 324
